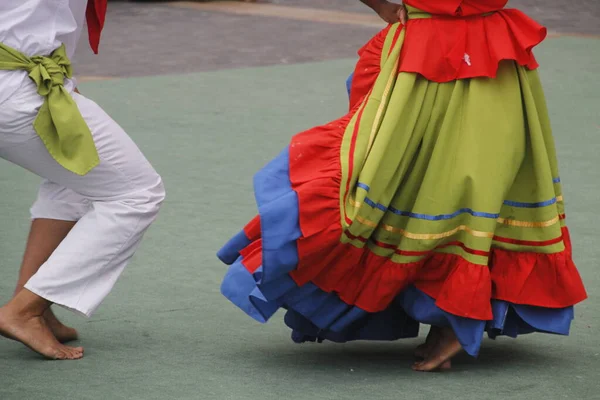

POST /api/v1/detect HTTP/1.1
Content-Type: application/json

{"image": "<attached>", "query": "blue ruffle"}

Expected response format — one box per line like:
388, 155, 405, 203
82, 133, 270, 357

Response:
218, 83, 575, 357
219, 148, 420, 340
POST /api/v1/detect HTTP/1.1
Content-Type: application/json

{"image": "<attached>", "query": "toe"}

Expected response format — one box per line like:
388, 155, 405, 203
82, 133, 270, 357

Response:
412, 357, 446, 372
59, 344, 79, 358
411, 361, 425, 371
72, 346, 84, 358
65, 348, 83, 360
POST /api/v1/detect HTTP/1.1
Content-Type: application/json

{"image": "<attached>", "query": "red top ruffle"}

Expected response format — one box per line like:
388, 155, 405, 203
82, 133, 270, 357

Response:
396, 0, 547, 82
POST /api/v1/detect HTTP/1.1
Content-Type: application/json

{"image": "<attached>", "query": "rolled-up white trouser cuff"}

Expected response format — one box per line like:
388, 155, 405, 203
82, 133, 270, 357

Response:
24, 282, 92, 318
30, 181, 91, 221
30, 200, 91, 221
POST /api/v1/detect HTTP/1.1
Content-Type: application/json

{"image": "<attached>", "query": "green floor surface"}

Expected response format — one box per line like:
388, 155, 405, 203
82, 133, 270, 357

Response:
0, 37, 598, 400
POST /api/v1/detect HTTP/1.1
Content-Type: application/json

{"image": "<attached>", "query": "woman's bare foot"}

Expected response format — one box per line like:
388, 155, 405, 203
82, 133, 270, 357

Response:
412, 327, 462, 372
44, 308, 78, 343
414, 326, 442, 359
0, 290, 83, 360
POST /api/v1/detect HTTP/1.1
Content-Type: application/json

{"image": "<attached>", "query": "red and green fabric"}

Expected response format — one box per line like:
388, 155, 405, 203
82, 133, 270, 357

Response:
218, 1, 587, 356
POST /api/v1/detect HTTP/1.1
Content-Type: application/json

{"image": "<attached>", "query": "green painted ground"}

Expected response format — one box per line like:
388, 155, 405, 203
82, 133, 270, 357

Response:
0, 36, 598, 399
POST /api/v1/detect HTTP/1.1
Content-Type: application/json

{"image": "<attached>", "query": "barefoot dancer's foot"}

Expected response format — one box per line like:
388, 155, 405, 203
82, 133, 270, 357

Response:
414, 326, 443, 359
0, 290, 83, 360
412, 327, 462, 372
44, 308, 78, 343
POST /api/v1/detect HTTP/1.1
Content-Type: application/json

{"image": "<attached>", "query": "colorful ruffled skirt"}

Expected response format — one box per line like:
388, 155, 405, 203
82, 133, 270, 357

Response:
218, 20, 587, 356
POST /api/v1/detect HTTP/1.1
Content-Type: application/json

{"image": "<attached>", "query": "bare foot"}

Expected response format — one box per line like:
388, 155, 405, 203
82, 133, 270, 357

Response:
414, 326, 442, 359
0, 306, 83, 360
44, 308, 78, 343
412, 327, 462, 372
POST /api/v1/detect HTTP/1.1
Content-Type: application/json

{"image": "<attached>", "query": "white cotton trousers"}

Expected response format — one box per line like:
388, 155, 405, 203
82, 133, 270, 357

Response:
0, 79, 165, 317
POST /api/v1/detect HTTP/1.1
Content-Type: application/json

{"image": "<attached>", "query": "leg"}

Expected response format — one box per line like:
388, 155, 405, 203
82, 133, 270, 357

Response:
16, 218, 79, 342
14, 182, 93, 342
16, 181, 92, 294
0, 90, 165, 357
15, 219, 76, 295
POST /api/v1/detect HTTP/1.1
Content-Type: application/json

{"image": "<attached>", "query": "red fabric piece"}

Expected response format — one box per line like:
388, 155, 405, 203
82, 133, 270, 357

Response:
86, 0, 107, 54
490, 227, 588, 308
413, 254, 493, 319
350, 0, 547, 83
348, 1, 547, 97
240, 239, 262, 274
349, 26, 391, 109
399, 8, 546, 82
243, 215, 262, 242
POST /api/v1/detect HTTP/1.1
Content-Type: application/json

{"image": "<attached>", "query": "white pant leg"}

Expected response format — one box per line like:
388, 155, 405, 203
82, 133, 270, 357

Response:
0, 86, 165, 317
30, 180, 91, 221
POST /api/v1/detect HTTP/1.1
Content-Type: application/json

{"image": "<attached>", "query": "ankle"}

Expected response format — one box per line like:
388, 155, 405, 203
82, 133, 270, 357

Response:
5, 289, 51, 317
12, 282, 27, 298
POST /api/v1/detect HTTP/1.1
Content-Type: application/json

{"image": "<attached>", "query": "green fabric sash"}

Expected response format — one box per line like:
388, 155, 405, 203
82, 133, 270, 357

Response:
405, 5, 494, 19
0, 43, 99, 175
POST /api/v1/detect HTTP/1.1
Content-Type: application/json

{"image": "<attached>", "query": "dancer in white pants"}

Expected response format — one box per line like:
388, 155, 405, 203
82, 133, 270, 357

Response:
0, 1, 165, 360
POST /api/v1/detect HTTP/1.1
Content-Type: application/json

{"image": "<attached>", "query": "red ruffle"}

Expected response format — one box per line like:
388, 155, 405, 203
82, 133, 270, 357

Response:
490, 227, 587, 308
243, 215, 261, 241
349, 26, 392, 109
351, 0, 547, 84
400, 9, 546, 82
